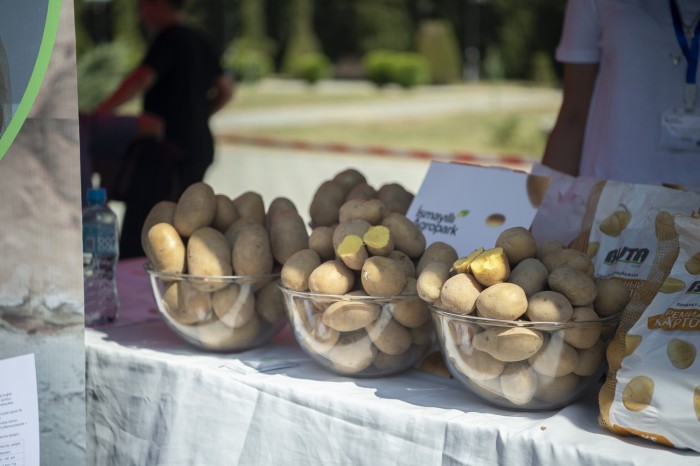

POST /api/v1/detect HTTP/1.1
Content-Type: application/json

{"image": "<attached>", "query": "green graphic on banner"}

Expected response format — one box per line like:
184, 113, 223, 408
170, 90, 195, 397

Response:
0, 0, 61, 160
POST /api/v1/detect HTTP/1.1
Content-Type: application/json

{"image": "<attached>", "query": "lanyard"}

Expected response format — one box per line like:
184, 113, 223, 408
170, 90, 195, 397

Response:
670, 0, 700, 111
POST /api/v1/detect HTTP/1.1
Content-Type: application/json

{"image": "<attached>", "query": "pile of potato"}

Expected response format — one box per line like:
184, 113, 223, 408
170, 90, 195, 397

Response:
280, 169, 436, 375
142, 181, 308, 350
417, 226, 632, 407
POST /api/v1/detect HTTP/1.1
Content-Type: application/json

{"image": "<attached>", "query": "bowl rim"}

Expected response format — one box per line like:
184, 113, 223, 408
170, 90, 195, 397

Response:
276, 282, 419, 302
429, 304, 621, 329
144, 263, 280, 282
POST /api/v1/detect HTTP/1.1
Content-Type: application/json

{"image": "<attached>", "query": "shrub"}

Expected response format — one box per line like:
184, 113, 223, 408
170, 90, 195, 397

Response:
291, 53, 332, 85
363, 49, 395, 87
416, 19, 462, 84
222, 45, 273, 83
391, 53, 431, 89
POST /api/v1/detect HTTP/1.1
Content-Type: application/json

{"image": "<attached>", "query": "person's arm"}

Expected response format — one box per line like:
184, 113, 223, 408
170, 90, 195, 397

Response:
541, 62, 599, 176
94, 65, 156, 114
209, 73, 234, 116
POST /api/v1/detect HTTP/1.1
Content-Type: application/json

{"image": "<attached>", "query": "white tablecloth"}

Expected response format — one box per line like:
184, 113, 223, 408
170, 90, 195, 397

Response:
85, 259, 700, 466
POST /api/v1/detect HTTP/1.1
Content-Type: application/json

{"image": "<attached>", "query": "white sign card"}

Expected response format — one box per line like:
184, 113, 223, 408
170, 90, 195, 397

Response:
406, 161, 546, 255
0, 354, 39, 466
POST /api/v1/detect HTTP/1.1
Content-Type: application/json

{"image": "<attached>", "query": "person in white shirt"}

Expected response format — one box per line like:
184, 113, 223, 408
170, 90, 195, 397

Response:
542, 0, 700, 190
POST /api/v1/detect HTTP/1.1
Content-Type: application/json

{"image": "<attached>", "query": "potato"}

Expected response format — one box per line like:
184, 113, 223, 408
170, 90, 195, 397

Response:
336, 234, 368, 270
535, 239, 564, 261
534, 373, 580, 404
211, 194, 239, 232
323, 299, 381, 332
439, 273, 483, 314
381, 213, 426, 259
593, 278, 631, 316
173, 182, 216, 237
562, 306, 601, 349
470, 247, 510, 286
526, 290, 574, 323
333, 218, 371, 251
667, 338, 697, 369
499, 362, 538, 405
310, 179, 346, 227
281, 249, 321, 291
411, 320, 434, 347
338, 198, 386, 225
197, 314, 260, 350
308, 260, 355, 295
256, 279, 286, 324
308, 226, 336, 261
345, 182, 377, 202
366, 309, 412, 356
232, 191, 265, 225
451, 247, 484, 274
390, 278, 430, 328
326, 330, 378, 374
269, 209, 309, 265
212, 283, 255, 328
548, 266, 597, 307
146, 222, 186, 273
388, 250, 416, 278
528, 335, 578, 377
453, 348, 505, 381
186, 227, 233, 289
599, 209, 631, 237
507, 258, 548, 297
417, 261, 451, 303
573, 339, 605, 376
472, 327, 544, 362
476, 282, 528, 321
141, 200, 176, 257
685, 252, 700, 275
362, 225, 394, 256
232, 223, 274, 276
294, 308, 340, 355
332, 168, 366, 193
265, 197, 298, 231
622, 375, 654, 412
541, 248, 594, 275
377, 183, 414, 215
495, 226, 537, 265
224, 217, 258, 248
173, 281, 212, 324
361, 256, 406, 296
415, 241, 458, 276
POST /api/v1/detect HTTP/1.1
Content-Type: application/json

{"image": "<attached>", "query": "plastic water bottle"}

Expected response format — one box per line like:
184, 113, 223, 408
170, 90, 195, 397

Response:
83, 187, 120, 326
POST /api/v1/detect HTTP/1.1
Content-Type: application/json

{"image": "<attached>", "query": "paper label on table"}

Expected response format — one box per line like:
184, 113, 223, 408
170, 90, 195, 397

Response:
406, 161, 545, 254
0, 354, 39, 466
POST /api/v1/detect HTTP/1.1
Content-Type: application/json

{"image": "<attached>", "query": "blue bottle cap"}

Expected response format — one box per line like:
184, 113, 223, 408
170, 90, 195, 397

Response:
86, 187, 107, 204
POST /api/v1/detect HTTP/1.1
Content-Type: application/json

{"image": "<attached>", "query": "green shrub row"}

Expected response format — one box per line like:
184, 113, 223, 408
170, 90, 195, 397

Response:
363, 50, 431, 89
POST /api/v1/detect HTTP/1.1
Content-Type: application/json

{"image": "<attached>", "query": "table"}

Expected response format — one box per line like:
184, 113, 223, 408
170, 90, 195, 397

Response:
85, 259, 700, 466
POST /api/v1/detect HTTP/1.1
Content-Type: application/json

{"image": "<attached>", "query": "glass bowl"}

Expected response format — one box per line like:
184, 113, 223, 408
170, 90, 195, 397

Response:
430, 306, 620, 410
278, 284, 435, 377
145, 265, 286, 352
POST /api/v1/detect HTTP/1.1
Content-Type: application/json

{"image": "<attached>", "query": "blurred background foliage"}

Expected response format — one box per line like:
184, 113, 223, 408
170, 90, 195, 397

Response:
74, 0, 564, 111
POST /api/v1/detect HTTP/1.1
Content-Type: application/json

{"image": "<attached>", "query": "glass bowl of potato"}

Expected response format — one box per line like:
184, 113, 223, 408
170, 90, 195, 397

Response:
146, 266, 287, 352
278, 284, 435, 377
430, 306, 620, 410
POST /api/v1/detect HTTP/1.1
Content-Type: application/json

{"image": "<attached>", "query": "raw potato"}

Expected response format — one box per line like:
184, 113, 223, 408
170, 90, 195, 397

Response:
667, 338, 697, 369
416, 241, 458, 276
526, 290, 574, 323
232, 191, 265, 225
173, 182, 216, 238
224, 217, 258, 248
390, 278, 430, 328
197, 314, 260, 350
417, 261, 451, 303
325, 330, 378, 374
388, 250, 416, 278
454, 348, 505, 381
495, 226, 537, 265
373, 350, 410, 372
411, 320, 434, 346
470, 247, 510, 286
685, 252, 700, 275
377, 182, 414, 215
269, 209, 309, 264
345, 182, 377, 201
308, 260, 355, 295
540, 248, 594, 275
528, 335, 579, 377
366, 309, 412, 355
333, 168, 366, 192
141, 200, 176, 257
574, 339, 605, 376
256, 279, 286, 324
452, 247, 484, 274
362, 225, 394, 256
593, 278, 631, 316
439, 273, 483, 314
472, 327, 544, 362
265, 197, 298, 231
174, 281, 212, 324
562, 307, 601, 349
507, 258, 548, 297
322, 300, 381, 332
147, 223, 186, 274
535, 373, 580, 404
310, 180, 346, 227
476, 282, 528, 320
212, 194, 239, 232
338, 198, 386, 225
500, 362, 538, 406
308, 226, 336, 261
294, 307, 340, 355
381, 213, 426, 259
281, 249, 321, 291
336, 234, 369, 270
232, 223, 274, 276
187, 227, 232, 291
622, 375, 654, 412
599, 209, 631, 237
660, 277, 686, 293
535, 239, 564, 261
212, 284, 255, 328
361, 256, 406, 297
333, 218, 371, 250
547, 266, 597, 306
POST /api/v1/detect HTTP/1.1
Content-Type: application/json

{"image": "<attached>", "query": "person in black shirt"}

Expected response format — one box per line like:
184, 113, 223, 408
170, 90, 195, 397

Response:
95, 0, 233, 258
